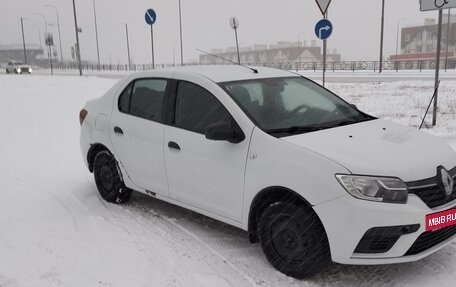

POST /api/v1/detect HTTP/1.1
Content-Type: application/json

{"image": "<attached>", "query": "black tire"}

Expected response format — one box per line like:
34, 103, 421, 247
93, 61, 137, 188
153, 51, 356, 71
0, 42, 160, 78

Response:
258, 202, 330, 278
6, 69, 9, 74
93, 151, 132, 204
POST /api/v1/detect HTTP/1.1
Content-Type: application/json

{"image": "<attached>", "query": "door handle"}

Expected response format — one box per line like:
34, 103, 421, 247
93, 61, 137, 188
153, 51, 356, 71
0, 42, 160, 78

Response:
114, 126, 124, 135
168, 141, 181, 151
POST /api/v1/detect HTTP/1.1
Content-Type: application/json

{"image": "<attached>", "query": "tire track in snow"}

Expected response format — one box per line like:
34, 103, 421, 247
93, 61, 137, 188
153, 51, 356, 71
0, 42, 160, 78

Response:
94, 194, 258, 287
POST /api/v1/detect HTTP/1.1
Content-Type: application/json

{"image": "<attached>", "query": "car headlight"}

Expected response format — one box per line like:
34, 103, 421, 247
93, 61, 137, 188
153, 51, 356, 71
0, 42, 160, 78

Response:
336, 174, 408, 204
16, 68, 21, 72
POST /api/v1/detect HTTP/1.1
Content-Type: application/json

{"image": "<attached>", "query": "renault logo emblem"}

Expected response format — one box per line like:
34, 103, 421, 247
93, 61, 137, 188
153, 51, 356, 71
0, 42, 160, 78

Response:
439, 167, 454, 197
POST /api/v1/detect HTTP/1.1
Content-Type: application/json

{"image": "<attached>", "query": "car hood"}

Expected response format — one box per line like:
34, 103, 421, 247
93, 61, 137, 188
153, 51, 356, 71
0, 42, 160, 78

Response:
282, 119, 456, 182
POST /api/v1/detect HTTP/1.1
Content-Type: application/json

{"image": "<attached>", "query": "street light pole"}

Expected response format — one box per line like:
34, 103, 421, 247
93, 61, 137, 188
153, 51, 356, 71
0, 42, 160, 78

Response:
34, 13, 48, 34
178, 0, 184, 65
298, 32, 305, 64
72, 0, 83, 76
35, 13, 53, 75
395, 18, 406, 58
21, 18, 27, 64
395, 17, 406, 71
24, 19, 43, 49
30, 24, 43, 49
44, 5, 63, 63
93, 0, 101, 68
445, 9, 451, 71
379, 0, 385, 73
229, 17, 241, 64
125, 23, 131, 69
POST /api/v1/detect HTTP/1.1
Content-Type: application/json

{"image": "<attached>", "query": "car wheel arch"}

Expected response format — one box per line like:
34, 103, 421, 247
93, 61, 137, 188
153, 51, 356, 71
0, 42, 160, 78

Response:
247, 186, 322, 243
87, 143, 112, 173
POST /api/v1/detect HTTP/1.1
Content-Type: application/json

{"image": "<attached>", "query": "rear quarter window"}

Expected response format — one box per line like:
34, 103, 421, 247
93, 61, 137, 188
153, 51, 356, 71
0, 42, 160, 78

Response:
118, 78, 168, 123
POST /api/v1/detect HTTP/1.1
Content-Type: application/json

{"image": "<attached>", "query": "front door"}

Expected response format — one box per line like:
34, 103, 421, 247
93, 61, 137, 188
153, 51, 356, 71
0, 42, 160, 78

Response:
164, 80, 250, 222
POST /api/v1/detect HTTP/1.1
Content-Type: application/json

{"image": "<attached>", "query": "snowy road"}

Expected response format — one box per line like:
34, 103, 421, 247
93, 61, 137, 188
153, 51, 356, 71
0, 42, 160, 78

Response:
1, 74, 456, 287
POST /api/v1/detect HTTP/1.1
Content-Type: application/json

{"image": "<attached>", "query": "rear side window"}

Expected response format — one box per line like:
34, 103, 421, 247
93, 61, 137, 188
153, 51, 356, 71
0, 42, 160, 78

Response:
118, 83, 132, 113
175, 81, 231, 134
118, 79, 167, 122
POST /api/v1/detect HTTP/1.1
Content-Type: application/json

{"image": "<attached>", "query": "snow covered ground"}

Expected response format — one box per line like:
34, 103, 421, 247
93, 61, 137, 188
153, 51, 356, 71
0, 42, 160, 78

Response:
1, 74, 456, 287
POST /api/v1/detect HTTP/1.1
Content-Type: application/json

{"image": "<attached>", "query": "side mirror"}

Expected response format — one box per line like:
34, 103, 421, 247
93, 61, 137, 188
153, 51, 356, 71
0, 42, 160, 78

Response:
350, 104, 358, 110
205, 120, 245, 143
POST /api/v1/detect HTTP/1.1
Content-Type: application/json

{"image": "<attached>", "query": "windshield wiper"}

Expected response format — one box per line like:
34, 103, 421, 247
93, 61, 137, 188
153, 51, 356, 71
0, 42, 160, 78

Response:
266, 126, 324, 135
329, 117, 374, 128
266, 117, 375, 136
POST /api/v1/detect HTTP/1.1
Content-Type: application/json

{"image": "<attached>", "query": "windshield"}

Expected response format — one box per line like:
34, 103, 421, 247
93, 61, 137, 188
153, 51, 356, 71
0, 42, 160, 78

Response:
221, 77, 374, 137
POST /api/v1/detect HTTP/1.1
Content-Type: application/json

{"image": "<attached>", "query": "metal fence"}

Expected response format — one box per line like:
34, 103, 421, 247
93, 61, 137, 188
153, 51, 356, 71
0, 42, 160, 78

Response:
41, 59, 456, 73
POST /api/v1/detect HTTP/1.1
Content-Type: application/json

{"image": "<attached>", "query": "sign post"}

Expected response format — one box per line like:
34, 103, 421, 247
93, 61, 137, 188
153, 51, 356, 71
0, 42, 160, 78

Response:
419, 0, 454, 126
433, 9, 443, 126
145, 9, 157, 69
45, 33, 54, 75
314, 1, 332, 87
379, 0, 385, 73
315, 18, 333, 86
229, 17, 241, 64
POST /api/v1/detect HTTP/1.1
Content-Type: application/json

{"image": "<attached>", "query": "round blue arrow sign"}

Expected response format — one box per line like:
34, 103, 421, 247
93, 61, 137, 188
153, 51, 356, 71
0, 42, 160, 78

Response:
145, 9, 157, 25
315, 19, 333, 40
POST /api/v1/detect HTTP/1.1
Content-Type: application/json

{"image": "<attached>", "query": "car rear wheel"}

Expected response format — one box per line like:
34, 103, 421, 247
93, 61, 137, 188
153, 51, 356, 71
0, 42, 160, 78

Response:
93, 151, 132, 204
258, 202, 330, 278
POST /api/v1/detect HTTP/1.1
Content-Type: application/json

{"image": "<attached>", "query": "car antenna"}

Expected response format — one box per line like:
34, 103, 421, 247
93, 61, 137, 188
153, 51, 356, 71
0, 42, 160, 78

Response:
196, 49, 258, 74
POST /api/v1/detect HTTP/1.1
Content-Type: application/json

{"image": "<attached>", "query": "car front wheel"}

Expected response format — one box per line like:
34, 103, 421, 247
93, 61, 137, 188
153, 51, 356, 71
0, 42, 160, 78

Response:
258, 201, 330, 278
93, 151, 132, 204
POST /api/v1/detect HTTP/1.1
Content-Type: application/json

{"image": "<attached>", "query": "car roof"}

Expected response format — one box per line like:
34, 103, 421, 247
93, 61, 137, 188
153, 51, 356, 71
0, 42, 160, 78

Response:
131, 65, 299, 83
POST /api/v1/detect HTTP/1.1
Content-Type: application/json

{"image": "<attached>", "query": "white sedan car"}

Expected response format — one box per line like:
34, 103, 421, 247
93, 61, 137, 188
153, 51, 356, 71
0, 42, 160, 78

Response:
5, 61, 32, 74
80, 65, 456, 278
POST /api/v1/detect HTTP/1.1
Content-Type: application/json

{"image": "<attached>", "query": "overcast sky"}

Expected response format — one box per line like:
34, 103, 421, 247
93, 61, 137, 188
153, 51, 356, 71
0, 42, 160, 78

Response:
0, 0, 446, 64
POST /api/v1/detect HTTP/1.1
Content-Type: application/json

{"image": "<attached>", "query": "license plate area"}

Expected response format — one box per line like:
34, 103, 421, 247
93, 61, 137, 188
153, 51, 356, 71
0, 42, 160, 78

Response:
426, 208, 456, 231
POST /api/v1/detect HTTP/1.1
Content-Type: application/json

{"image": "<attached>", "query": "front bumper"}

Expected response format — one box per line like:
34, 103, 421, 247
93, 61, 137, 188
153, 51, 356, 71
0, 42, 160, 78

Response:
18, 67, 32, 73
314, 193, 456, 265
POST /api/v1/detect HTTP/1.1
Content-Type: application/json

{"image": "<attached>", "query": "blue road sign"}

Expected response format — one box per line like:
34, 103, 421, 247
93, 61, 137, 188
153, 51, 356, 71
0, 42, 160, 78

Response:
315, 19, 333, 40
145, 9, 157, 25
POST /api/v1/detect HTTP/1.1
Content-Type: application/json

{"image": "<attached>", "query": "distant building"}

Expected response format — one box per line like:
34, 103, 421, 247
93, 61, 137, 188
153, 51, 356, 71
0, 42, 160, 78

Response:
0, 44, 44, 64
199, 41, 341, 65
390, 16, 456, 65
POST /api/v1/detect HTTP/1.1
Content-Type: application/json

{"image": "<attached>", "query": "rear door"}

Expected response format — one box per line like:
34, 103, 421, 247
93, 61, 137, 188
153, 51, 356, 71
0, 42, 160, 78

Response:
109, 76, 171, 197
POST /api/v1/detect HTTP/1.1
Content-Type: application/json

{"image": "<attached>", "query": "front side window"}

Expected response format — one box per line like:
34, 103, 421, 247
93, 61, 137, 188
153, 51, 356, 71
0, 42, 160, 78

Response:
221, 77, 374, 137
118, 78, 167, 122
175, 81, 231, 134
